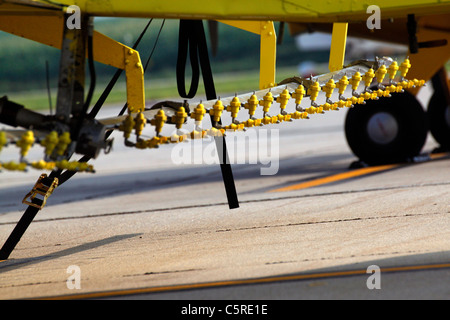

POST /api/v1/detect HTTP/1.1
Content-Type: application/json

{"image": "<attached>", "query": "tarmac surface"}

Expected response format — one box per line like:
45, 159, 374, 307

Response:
0, 87, 449, 300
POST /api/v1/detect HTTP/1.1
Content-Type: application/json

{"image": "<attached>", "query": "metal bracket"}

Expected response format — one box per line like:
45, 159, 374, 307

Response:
329, 22, 348, 72
218, 20, 277, 90
22, 174, 59, 210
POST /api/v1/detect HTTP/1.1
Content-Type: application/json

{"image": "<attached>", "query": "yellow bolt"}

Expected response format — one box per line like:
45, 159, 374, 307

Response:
350, 72, 362, 93
56, 160, 80, 171
322, 103, 332, 111
31, 160, 46, 170
362, 68, 375, 90
76, 162, 93, 172
322, 79, 335, 101
361, 92, 371, 100
209, 100, 224, 123
387, 84, 402, 93
337, 100, 347, 109
56, 132, 71, 156
399, 80, 412, 89
347, 96, 365, 105
336, 75, 349, 96
413, 79, 425, 87
0, 131, 7, 152
244, 94, 259, 118
191, 103, 207, 123
399, 57, 411, 79
375, 64, 387, 85
307, 82, 321, 106
190, 130, 204, 139
304, 106, 317, 114
135, 139, 148, 149
375, 89, 390, 98
41, 131, 59, 157
68, 161, 80, 171
170, 134, 180, 143
55, 159, 68, 170
146, 137, 160, 148
159, 136, 169, 144
290, 111, 301, 119
259, 91, 274, 115
31, 160, 57, 171
277, 88, 291, 111
120, 114, 135, 139
16, 130, 35, 158
243, 118, 255, 128
172, 106, 188, 130
134, 112, 147, 137
292, 84, 306, 107
388, 61, 399, 81
261, 116, 272, 125
225, 123, 244, 131
150, 109, 167, 136
308, 81, 321, 105
277, 114, 286, 122
226, 96, 241, 120
3, 161, 27, 171
225, 123, 237, 131
207, 127, 224, 137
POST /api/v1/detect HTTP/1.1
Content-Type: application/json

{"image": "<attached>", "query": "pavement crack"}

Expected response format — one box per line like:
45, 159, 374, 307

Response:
264, 249, 434, 266
0, 280, 61, 289
1, 182, 448, 226
123, 268, 202, 277
215, 212, 443, 233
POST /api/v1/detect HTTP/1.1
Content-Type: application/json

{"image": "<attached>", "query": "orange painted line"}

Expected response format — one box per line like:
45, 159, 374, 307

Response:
44, 263, 450, 300
429, 152, 449, 160
270, 164, 397, 193
269, 152, 450, 193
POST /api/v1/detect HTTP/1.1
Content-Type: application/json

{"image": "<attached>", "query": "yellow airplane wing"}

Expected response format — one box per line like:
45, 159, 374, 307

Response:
8, 0, 448, 21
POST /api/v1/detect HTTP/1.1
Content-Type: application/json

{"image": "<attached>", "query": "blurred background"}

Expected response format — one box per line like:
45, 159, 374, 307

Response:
0, 18, 408, 111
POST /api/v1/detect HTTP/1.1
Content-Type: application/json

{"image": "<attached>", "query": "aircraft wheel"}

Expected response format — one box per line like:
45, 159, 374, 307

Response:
428, 91, 450, 151
345, 91, 428, 165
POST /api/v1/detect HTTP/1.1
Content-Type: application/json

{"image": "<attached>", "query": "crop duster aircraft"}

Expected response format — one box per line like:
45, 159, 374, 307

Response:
0, 0, 449, 259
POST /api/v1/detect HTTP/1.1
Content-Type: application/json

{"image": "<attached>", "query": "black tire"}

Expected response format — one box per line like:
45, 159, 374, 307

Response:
345, 91, 428, 165
428, 91, 450, 150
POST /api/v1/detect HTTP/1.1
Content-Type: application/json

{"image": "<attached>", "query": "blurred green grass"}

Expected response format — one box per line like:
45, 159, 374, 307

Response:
6, 66, 306, 112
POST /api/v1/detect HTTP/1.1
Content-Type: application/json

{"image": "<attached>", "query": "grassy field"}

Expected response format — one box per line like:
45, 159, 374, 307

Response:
6, 65, 321, 112
1, 18, 308, 110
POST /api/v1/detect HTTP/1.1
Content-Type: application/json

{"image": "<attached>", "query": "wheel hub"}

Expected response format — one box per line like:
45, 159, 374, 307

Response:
367, 112, 399, 145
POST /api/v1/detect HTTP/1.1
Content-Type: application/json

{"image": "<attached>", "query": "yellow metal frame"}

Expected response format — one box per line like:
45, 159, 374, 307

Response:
329, 23, 348, 72
219, 20, 277, 90
35, 0, 450, 22
0, 13, 145, 113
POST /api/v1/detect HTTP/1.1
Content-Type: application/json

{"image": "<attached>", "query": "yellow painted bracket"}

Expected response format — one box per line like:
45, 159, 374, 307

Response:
329, 22, 348, 72
0, 14, 145, 113
219, 20, 276, 89
123, 48, 145, 113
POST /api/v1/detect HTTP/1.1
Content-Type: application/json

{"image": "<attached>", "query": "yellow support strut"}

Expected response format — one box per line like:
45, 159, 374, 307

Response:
219, 20, 276, 90
0, 14, 145, 114
329, 23, 348, 72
